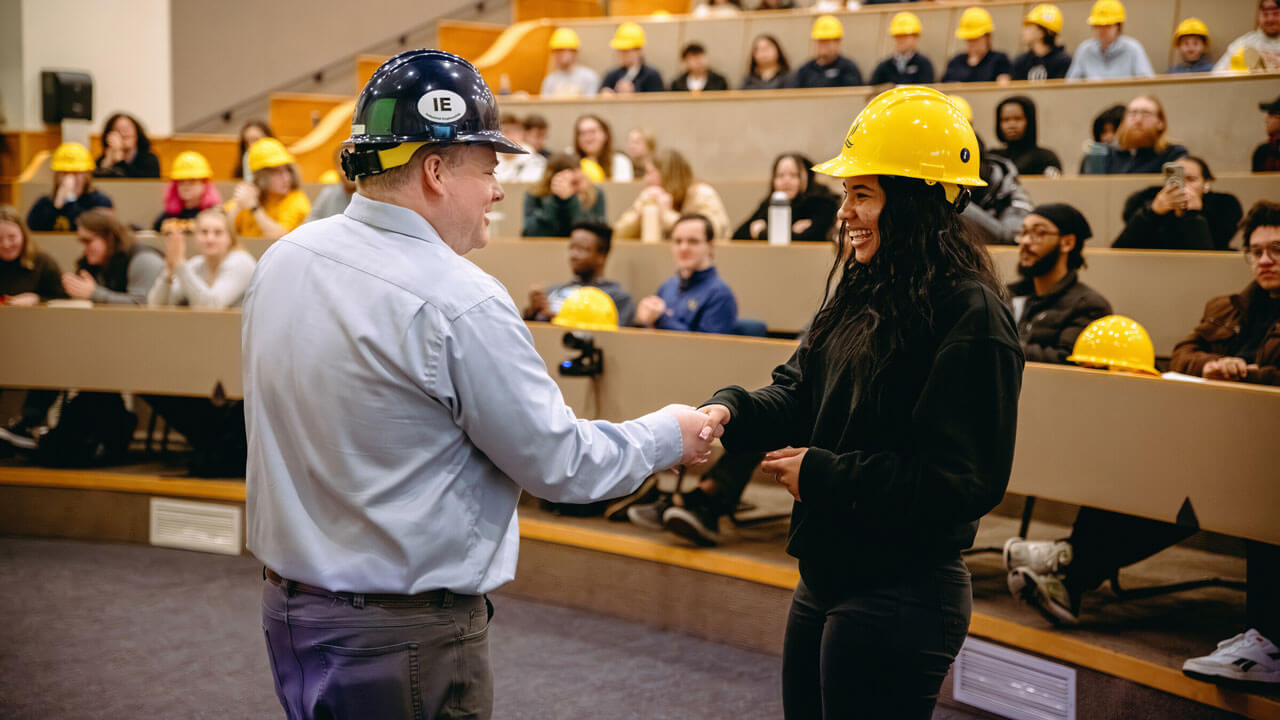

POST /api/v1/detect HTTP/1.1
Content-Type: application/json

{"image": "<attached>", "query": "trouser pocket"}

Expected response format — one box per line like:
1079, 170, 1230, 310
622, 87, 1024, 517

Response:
313, 641, 424, 720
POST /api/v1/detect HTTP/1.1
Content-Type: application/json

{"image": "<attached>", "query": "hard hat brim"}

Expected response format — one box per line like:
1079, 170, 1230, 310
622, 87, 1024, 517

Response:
551, 317, 619, 332
812, 155, 986, 187
610, 39, 643, 50
1067, 355, 1160, 376
955, 27, 991, 40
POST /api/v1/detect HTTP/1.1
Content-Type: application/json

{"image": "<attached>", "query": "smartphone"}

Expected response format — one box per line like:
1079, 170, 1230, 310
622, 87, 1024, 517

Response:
1162, 162, 1185, 191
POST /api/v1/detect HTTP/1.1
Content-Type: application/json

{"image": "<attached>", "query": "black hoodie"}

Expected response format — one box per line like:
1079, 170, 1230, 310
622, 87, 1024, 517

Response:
989, 96, 1063, 176
1012, 45, 1071, 81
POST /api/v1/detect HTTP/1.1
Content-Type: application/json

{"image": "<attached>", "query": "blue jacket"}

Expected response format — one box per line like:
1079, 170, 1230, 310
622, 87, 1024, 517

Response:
653, 266, 737, 334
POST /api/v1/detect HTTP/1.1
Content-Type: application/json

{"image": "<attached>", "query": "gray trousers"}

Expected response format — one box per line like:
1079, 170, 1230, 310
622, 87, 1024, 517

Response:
261, 576, 493, 720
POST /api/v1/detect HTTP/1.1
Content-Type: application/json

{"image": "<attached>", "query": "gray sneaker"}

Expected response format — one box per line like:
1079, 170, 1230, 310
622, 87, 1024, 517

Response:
1003, 538, 1074, 574
1008, 567, 1080, 626
626, 493, 674, 531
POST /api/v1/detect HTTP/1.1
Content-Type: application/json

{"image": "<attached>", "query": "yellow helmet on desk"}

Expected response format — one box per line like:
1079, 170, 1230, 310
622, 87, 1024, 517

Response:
955, 7, 994, 40
1088, 0, 1126, 26
50, 143, 94, 172
1067, 315, 1160, 376
553, 286, 619, 332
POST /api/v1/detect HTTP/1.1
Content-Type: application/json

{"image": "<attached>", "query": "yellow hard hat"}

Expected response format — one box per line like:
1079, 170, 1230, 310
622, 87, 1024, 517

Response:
1088, 0, 1125, 26
318, 169, 341, 184
247, 137, 295, 173
170, 151, 213, 180
889, 12, 922, 37
549, 27, 580, 50
611, 22, 646, 50
580, 157, 605, 183
956, 7, 994, 40
50, 142, 94, 172
1173, 17, 1209, 44
949, 94, 973, 123
1067, 315, 1159, 376
812, 14, 844, 40
1025, 4, 1064, 35
1228, 46, 1249, 72
813, 86, 986, 202
552, 286, 619, 332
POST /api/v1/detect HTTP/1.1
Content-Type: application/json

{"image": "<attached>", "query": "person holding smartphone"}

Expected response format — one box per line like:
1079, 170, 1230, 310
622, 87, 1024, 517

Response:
1113, 156, 1243, 250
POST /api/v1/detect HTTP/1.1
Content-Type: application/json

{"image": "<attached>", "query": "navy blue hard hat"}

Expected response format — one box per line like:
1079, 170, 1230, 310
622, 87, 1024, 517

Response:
342, 49, 524, 179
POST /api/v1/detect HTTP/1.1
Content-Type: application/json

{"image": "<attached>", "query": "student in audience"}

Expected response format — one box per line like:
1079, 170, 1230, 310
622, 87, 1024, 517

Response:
1114, 156, 1243, 251
522, 153, 607, 237
1253, 95, 1280, 172
600, 22, 664, 94
524, 221, 634, 325
1007, 204, 1112, 362
742, 34, 791, 90
943, 7, 1014, 83
1013, 4, 1072, 81
692, 0, 741, 16
734, 153, 838, 243
671, 43, 729, 92
616, 149, 731, 240
1171, 200, 1280, 384
542, 28, 600, 98
626, 127, 656, 174
232, 120, 274, 179
1213, 0, 1280, 73
964, 146, 1033, 245
634, 213, 737, 333
61, 208, 163, 305
305, 147, 356, 222
870, 12, 935, 85
1168, 18, 1214, 73
789, 15, 863, 88
496, 113, 546, 183
1077, 103, 1126, 173
149, 208, 256, 309
523, 114, 551, 158
225, 138, 310, 240
93, 113, 160, 178
1066, 0, 1155, 80
26, 143, 113, 232
153, 151, 222, 232
1083, 95, 1188, 175
990, 96, 1063, 176
573, 114, 634, 183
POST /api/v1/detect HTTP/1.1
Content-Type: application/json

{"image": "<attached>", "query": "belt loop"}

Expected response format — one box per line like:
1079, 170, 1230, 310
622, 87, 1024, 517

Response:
261, 566, 267, 581
351, 593, 365, 609
286, 580, 297, 598
441, 589, 454, 609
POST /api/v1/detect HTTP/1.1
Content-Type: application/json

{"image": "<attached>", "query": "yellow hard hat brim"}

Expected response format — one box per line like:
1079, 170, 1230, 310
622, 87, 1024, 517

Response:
956, 27, 990, 40
812, 154, 986, 187
1067, 354, 1160, 376
171, 170, 210, 180
610, 39, 642, 50
551, 316, 618, 332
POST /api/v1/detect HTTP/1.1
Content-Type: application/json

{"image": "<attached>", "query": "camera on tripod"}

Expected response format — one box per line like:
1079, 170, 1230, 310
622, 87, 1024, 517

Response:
559, 331, 603, 377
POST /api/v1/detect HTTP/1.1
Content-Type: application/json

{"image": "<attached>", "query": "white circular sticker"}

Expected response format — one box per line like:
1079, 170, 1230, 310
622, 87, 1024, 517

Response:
418, 90, 466, 123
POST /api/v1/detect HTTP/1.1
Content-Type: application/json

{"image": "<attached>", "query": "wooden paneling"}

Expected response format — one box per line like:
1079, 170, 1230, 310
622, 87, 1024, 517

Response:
356, 54, 386, 91
610, 0, 690, 16
268, 93, 351, 145
438, 21, 508, 64
515, 0, 604, 22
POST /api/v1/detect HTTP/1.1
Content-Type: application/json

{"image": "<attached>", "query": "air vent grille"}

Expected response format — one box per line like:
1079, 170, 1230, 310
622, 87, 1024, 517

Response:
149, 498, 243, 556
953, 637, 1076, 720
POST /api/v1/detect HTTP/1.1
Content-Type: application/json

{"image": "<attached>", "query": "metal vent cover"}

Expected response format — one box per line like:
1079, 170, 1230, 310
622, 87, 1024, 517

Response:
953, 637, 1076, 720
149, 498, 243, 556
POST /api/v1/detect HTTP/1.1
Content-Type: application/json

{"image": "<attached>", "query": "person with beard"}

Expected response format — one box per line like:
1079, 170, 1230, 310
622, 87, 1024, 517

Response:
524, 221, 634, 326
1013, 5, 1072, 81
990, 97, 1063, 176
734, 152, 839, 243
1007, 204, 1111, 363
1084, 95, 1188, 175
1114, 156, 1243, 251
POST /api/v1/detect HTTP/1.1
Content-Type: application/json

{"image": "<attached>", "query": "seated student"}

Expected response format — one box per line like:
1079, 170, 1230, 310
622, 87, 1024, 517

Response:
542, 28, 600, 98
1078, 103, 1126, 173
1066, 0, 1155, 80
616, 149, 730, 241
26, 143, 113, 232
1171, 200, 1280, 384
523, 114, 551, 158
1254, 95, 1280, 172
305, 147, 356, 223
93, 113, 160, 178
600, 23, 664, 95
153, 152, 222, 232
60, 208, 163, 305
1114, 156, 1243, 251
524, 222, 635, 326
149, 208, 256, 309
522, 153, 607, 237
495, 113, 545, 184
671, 43, 729, 92
742, 34, 790, 90
869, 12, 935, 85
692, 0, 740, 17
1007, 204, 1112, 362
942, 7, 1013, 83
951, 97, 1032, 245
1168, 18, 1214, 73
1083, 95, 1188, 175
1013, 4, 1072, 80
991, 96, 1063, 176
573, 114, 633, 183
232, 120, 273, 179
626, 127, 656, 175
788, 15, 863, 88
733, 152, 838, 243
634, 213, 737, 333
225, 138, 310, 240
1213, 0, 1280, 73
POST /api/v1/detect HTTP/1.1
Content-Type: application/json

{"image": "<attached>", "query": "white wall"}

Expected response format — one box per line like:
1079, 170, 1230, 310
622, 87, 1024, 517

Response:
0, 0, 24, 129
16, 0, 172, 135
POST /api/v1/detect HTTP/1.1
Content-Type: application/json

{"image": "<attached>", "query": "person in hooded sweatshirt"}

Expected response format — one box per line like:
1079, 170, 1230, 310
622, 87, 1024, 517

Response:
990, 97, 1063, 177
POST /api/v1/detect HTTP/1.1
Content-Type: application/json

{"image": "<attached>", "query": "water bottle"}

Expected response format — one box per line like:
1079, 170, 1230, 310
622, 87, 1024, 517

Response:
641, 202, 662, 244
1081, 141, 1109, 175
767, 191, 791, 246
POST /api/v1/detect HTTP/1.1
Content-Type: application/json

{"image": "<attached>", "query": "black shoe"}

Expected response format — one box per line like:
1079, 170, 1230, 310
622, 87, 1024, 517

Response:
0, 418, 41, 450
626, 491, 674, 531
605, 475, 659, 521
663, 494, 724, 547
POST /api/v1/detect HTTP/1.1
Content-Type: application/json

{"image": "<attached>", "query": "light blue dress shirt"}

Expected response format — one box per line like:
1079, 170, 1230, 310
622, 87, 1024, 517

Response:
243, 193, 682, 595
1066, 36, 1155, 80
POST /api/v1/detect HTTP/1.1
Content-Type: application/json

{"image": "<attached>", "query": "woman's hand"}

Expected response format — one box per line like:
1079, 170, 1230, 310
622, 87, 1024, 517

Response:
163, 228, 186, 272
1151, 183, 1186, 216
697, 404, 731, 441
760, 446, 808, 502
792, 218, 812, 235
231, 182, 259, 212
53, 174, 78, 208
4, 292, 41, 306
749, 219, 767, 240
103, 130, 126, 166
62, 270, 97, 300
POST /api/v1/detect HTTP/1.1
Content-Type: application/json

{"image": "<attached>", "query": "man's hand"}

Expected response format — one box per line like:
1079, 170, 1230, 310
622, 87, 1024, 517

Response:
527, 286, 550, 318
663, 404, 715, 466
635, 295, 666, 327
1203, 356, 1248, 381
760, 446, 808, 502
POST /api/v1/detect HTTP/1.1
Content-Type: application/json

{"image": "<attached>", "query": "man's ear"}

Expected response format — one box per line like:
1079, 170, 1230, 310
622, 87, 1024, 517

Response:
1060, 233, 1077, 255
420, 153, 448, 198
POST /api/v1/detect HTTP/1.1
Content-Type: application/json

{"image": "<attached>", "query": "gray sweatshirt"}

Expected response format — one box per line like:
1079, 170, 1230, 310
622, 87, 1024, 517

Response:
147, 249, 256, 309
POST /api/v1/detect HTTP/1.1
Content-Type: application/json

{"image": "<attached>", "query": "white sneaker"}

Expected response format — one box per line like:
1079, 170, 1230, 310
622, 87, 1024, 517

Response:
1003, 537, 1074, 574
1007, 567, 1080, 626
1182, 629, 1280, 684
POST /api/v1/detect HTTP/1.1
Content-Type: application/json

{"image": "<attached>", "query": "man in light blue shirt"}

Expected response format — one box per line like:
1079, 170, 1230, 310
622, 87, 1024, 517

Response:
1066, 0, 1155, 80
246, 50, 716, 720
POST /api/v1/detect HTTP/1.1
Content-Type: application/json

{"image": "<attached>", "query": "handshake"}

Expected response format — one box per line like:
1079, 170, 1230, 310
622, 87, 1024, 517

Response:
663, 403, 732, 467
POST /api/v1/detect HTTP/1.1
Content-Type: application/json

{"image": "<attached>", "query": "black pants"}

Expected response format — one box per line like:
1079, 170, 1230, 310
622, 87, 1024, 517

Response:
141, 394, 246, 477
701, 450, 765, 514
782, 558, 972, 720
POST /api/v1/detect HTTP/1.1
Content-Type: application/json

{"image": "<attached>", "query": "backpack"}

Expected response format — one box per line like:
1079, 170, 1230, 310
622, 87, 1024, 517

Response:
35, 392, 137, 468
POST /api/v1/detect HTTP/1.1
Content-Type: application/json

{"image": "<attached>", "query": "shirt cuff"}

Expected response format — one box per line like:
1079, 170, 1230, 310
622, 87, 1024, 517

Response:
798, 446, 841, 507
632, 408, 683, 471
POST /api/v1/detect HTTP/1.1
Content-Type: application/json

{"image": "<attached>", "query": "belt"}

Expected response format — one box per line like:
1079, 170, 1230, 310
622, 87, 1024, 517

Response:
263, 567, 465, 607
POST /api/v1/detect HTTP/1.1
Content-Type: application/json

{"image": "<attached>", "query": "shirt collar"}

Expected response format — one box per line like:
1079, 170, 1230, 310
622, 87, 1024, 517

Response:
344, 192, 446, 247
678, 266, 717, 291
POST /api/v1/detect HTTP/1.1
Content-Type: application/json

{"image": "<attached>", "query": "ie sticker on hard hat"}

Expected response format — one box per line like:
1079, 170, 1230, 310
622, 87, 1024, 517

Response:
419, 90, 466, 123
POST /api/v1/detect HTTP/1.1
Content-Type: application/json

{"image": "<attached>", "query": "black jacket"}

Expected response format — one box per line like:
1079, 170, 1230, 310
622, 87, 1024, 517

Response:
741, 73, 789, 90
1113, 187, 1243, 251
671, 70, 728, 92
990, 96, 1063, 176
1253, 139, 1280, 172
0, 251, 67, 299
1007, 271, 1112, 363
94, 151, 161, 178
733, 191, 839, 243
1086, 144, 1188, 175
1011, 46, 1071, 81
869, 53, 935, 85
25, 191, 114, 232
787, 56, 863, 88
941, 51, 1012, 83
600, 64, 665, 93
706, 280, 1023, 595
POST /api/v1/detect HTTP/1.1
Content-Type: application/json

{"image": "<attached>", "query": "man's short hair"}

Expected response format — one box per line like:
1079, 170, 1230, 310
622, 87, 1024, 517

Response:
500, 113, 522, 127
523, 114, 548, 131
1092, 104, 1125, 142
1240, 200, 1280, 247
354, 143, 464, 196
681, 42, 706, 58
674, 212, 714, 242
571, 221, 613, 255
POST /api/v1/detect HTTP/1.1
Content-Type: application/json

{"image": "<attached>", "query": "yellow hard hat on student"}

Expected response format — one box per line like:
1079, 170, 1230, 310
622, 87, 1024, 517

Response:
611, 22, 646, 50
813, 86, 985, 203
956, 7, 994, 40
247, 137, 295, 172
889, 12, 922, 37
949, 94, 973, 123
50, 143, 94, 172
1067, 315, 1159, 376
1173, 18, 1209, 44
1025, 4, 1064, 35
549, 27, 580, 50
318, 169, 341, 184
1088, 0, 1126, 26
552, 286, 619, 331
170, 151, 213, 180
812, 15, 844, 40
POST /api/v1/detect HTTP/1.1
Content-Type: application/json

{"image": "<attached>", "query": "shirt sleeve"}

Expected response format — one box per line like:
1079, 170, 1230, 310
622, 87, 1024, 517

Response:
91, 251, 165, 305
1170, 297, 1231, 376
174, 252, 255, 309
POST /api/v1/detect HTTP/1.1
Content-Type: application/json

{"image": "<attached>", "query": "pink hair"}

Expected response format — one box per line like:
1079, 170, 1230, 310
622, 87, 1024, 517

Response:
163, 179, 222, 216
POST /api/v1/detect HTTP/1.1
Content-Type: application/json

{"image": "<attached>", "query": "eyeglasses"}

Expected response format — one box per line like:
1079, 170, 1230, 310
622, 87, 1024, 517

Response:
1124, 108, 1160, 118
1015, 227, 1060, 242
1245, 241, 1280, 263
